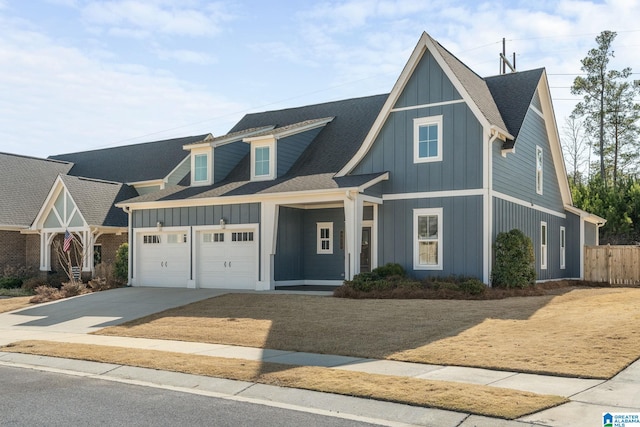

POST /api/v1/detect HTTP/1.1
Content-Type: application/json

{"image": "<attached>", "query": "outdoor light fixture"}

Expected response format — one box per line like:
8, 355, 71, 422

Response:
220, 218, 226, 229
156, 221, 163, 231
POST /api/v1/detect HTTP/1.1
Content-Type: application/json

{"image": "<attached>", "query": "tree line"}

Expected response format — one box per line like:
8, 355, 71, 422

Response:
562, 31, 640, 244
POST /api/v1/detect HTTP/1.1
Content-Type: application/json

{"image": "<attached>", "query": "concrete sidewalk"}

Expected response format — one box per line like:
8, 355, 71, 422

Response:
1, 289, 639, 426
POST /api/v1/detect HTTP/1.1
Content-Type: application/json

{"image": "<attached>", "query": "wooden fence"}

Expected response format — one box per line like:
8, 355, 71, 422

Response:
584, 245, 640, 285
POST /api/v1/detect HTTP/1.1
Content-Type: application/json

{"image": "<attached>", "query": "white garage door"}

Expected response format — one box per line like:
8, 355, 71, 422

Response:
197, 229, 257, 289
136, 231, 189, 287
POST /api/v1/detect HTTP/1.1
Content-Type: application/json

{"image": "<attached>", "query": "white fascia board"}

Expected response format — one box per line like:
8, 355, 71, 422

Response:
118, 186, 364, 211
182, 134, 214, 151
537, 70, 573, 206
1, 225, 28, 231
357, 172, 389, 192
30, 175, 65, 230
127, 179, 165, 188
564, 205, 607, 225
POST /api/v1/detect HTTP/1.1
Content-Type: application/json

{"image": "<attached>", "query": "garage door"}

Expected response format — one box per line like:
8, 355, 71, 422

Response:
196, 229, 257, 289
136, 231, 189, 287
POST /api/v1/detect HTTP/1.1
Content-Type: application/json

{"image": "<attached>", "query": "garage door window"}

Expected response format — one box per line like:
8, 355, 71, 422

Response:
143, 235, 161, 244
203, 232, 224, 243
232, 232, 254, 242
167, 234, 187, 244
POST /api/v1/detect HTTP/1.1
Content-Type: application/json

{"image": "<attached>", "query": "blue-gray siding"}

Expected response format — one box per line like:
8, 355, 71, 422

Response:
277, 127, 323, 177
214, 141, 249, 183
353, 103, 483, 194
132, 203, 260, 228
378, 196, 484, 280
394, 50, 462, 109
531, 89, 541, 110
274, 207, 345, 281
493, 198, 580, 280
493, 107, 564, 212
166, 157, 191, 186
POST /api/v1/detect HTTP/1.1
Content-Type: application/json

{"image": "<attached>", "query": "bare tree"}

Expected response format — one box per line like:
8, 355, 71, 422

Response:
53, 233, 84, 284
561, 116, 590, 185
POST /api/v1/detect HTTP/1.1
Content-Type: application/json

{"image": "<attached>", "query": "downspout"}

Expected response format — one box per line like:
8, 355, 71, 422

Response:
486, 130, 499, 286
121, 205, 133, 286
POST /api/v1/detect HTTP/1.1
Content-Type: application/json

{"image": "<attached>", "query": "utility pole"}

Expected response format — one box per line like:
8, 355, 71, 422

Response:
499, 38, 516, 74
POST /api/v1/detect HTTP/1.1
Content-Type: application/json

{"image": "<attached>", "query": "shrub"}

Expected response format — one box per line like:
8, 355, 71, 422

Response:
371, 263, 405, 278
0, 277, 23, 289
30, 285, 64, 303
457, 278, 486, 295
113, 243, 128, 283
492, 229, 536, 289
60, 281, 89, 297
21, 277, 49, 291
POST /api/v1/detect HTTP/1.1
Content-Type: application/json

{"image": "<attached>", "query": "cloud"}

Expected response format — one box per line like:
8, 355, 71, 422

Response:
0, 18, 243, 157
154, 48, 217, 65
81, 0, 233, 38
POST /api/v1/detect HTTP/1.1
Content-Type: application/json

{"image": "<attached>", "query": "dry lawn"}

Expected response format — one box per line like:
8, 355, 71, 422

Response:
1, 340, 566, 419
0, 297, 32, 314
96, 288, 640, 379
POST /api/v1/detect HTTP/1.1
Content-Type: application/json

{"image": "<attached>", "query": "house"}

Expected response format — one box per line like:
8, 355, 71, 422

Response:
115, 32, 604, 290
0, 135, 211, 277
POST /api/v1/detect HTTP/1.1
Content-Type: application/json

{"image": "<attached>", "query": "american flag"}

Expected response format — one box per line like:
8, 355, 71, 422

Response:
63, 230, 73, 252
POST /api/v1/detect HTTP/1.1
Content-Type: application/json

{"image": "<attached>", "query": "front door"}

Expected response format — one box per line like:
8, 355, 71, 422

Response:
360, 227, 371, 273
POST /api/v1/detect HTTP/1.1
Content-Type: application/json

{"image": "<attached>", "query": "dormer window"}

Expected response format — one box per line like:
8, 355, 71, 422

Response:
194, 154, 208, 182
250, 139, 276, 181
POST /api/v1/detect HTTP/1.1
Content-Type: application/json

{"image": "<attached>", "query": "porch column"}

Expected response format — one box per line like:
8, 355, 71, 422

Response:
343, 191, 363, 280
40, 232, 55, 271
81, 230, 92, 272
258, 201, 279, 290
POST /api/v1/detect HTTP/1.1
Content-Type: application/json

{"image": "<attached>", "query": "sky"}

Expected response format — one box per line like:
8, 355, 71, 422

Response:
1, 0, 639, 159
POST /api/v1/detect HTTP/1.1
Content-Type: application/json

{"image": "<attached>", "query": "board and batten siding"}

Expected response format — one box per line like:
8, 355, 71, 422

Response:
492, 106, 564, 212
214, 141, 249, 183
353, 103, 484, 194
132, 203, 260, 228
274, 206, 304, 281
379, 196, 484, 280
493, 198, 578, 280
277, 127, 323, 177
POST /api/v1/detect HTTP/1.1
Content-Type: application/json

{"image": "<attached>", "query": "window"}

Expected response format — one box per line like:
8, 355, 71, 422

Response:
232, 231, 254, 242
414, 115, 443, 163
317, 222, 333, 254
413, 208, 443, 270
203, 232, 224, 243
254, 146, 270, 177
536, 146, 543, 194
560, 226, 566, 270
540, 222, 547, 270
143, 235, 161, 244
167, 234, 187, 244
93, 245, 102, 266
194, 154, 208, 182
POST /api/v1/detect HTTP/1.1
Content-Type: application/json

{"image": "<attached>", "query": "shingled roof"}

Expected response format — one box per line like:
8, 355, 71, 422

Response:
60, 175, 138, 227
0, 153, 72, 228
49, 134, 210, 183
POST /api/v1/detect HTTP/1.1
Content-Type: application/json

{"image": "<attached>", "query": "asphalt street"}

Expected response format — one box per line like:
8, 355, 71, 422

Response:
0, 365, 380, 427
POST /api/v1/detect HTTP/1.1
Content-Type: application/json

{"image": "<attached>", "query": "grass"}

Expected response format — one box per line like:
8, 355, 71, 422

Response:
0, 296, 33, 313
96, 287, 640, 379
1, 340, 567, 419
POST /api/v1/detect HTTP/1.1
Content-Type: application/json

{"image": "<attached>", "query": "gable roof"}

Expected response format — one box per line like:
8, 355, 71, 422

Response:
0, 153, 72, 228
59, 175, 138, 227
49, 134, 211, 184
485, 68, 545, 147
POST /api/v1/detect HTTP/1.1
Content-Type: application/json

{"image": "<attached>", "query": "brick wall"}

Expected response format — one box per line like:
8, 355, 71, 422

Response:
0, 230, 27, 272
25, 234, 41, 272
95, 234, 128, 266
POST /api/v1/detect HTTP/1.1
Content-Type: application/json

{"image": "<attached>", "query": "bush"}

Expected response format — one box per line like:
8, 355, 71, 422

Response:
30, 285, 64, 303
492, 229, 536, 289
113, 243, 128, 283
60, 281, 89, 297
0, 277, 23, 289
21, 277, 49, 291
457, 278, 486, 295
371, 263, 405, 278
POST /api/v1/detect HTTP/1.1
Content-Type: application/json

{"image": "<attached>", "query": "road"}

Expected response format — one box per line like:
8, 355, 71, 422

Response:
0, 365, 382, 427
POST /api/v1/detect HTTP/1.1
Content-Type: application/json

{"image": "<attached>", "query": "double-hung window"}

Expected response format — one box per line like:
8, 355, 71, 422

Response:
254, 146, 270, 177
317, 222, 333, 254
536, 146, 543, 195
194, 153, 208, 182
414, 115, 443, 163
251, 140, 276, 181
413, 208, 443, 269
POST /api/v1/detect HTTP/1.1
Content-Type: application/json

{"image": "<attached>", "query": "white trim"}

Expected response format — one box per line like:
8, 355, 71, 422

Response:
540, 221, 548, 270
493, 191, 566, 219
383, 188, 484, 201
391, 99, 465, 113
530, 104, 544, 119
317, 222, 333, 254
357, 172, 389, 192
128, 179, 165, 188
413, 207, 443, 270
274, 280, 343, 287
413, 115, 443, 163
250, 139, 276, 181
193, 153, 209, 183
560, 226, 566, 270
190, 147, 213, 186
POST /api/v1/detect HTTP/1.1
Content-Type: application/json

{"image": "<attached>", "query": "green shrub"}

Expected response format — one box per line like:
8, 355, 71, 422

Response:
491, 229, 536, 289
457, 278, 486, 295
113, 243, 128, 283
0, 277, 23, 289
371, 263, 405, 278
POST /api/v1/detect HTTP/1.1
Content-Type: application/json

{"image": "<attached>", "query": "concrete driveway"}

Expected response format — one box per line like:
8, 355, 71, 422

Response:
0, 287, 227, 338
